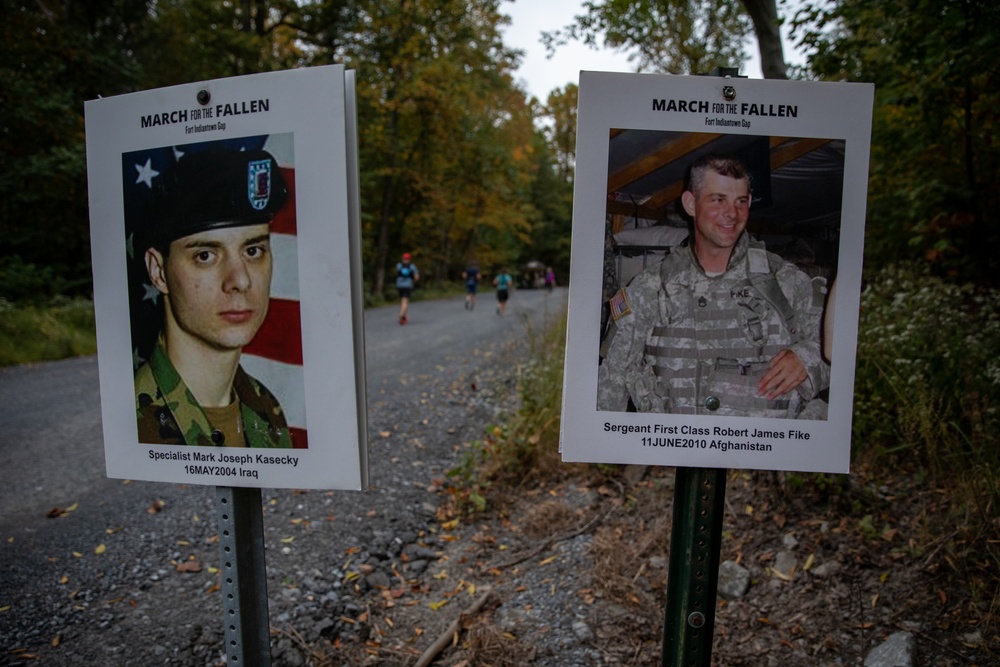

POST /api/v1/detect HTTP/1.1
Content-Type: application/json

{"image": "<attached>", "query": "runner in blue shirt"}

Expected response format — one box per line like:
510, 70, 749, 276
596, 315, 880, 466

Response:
462, 260, 480, 310
395, 252, 419, 325
493, 268, 513, 316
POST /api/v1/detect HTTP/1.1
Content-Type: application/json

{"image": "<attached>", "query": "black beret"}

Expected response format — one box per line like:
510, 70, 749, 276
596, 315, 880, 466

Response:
146, 149, 288, 249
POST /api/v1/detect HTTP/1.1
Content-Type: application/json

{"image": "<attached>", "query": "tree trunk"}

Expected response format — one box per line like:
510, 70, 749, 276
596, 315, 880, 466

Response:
742, 0, 787, 79
373, 106, 401, 297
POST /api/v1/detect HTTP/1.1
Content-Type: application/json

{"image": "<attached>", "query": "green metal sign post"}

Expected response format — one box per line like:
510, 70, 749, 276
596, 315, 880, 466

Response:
661, 467, 727, 666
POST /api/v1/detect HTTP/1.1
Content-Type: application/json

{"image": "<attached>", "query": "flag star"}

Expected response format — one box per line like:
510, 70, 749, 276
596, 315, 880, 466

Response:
172, 146, 185, 161
141, 281, 161, 305
135, 158, 159, 188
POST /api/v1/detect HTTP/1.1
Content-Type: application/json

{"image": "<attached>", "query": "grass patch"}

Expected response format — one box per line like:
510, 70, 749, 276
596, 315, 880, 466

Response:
0, 297, 97, 366
447, 306, 590, 514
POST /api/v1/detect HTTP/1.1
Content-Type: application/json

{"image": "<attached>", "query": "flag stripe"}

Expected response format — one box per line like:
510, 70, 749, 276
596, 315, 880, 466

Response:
271, 167, 296, 235
254, 137, 306, 447
245, 298, 303, 365
289, 427, 308, 450
240, 354, 307, 430
270, 233, 299, 300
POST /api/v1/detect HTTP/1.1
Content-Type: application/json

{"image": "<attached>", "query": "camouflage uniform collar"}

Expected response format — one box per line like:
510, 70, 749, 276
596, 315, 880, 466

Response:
144, 338, 292, 448
146, 339, 217, 446
685, 232, 751, 276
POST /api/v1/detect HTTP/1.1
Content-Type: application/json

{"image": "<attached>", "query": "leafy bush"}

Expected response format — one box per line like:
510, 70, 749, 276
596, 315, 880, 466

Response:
0, 297, 97, 366
855, 263, 1000, 482
448, 309, 575, 512
0, 256, 65, 303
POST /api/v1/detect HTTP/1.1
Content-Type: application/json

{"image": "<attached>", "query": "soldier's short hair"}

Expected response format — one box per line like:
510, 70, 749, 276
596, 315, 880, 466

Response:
685, 153, 752, 196
143, 149, 288, 255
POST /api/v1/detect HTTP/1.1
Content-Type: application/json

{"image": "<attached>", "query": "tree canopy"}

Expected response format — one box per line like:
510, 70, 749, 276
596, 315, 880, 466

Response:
0, 0, 572, 300
3, 0, 999, 301
791, 0, 1000, 281
541, 0, 753, 75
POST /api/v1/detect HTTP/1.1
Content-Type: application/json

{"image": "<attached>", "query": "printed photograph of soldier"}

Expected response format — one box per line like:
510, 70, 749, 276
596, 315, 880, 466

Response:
598, 143, 836, 419
129, 145, 294, 447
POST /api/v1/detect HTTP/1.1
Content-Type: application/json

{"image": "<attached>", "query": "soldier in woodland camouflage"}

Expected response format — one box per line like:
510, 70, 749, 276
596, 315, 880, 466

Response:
597, 154, 829, 418
134, 149, 292, 447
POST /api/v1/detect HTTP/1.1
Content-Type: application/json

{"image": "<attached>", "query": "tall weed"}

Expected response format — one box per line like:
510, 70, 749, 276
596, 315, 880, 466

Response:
855, 262, 1000, 483
0, 297, 97, 366
448, 308, 572, 510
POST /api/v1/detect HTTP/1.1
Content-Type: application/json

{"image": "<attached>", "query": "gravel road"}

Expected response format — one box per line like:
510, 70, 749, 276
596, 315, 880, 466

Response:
0, 288, 574, 666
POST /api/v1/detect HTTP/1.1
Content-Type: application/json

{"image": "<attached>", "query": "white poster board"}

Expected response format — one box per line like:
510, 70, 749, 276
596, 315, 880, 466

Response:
561, 72, 874, 474
86, 65, 368, 490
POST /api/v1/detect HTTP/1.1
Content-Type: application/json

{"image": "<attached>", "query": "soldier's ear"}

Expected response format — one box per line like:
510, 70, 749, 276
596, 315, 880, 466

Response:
145, 248, 169, 294
681, 190, 697, 218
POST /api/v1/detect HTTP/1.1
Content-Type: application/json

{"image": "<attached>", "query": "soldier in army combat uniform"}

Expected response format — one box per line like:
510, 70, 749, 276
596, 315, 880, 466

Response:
134, 149, 293, 447
597, 153, 829, 419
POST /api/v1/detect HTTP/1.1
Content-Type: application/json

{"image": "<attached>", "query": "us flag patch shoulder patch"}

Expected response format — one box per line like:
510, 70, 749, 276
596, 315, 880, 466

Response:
609, 289, 631, 321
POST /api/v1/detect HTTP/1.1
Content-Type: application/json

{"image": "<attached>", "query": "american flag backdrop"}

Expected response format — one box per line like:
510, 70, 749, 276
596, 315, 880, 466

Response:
122, 133, 308, 448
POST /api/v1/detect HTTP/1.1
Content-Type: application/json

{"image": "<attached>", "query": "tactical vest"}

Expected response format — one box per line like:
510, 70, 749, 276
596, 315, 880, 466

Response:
635, 242, 807, 418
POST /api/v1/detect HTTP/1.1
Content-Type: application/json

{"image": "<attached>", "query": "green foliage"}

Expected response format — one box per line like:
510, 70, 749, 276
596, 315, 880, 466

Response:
855, 514, 878, 540
854, 263, 1000, 483
0, 298, 97, 366
133, 0, 306, 88
0, 0, 305, 300
520, 85, 577, 278
448, 308, 569, 511
0, 1, 120, 297
792, 0, 1000, 282
0, 256, 65, 302
2, 0, 575, 306
541, 0, 752, 74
